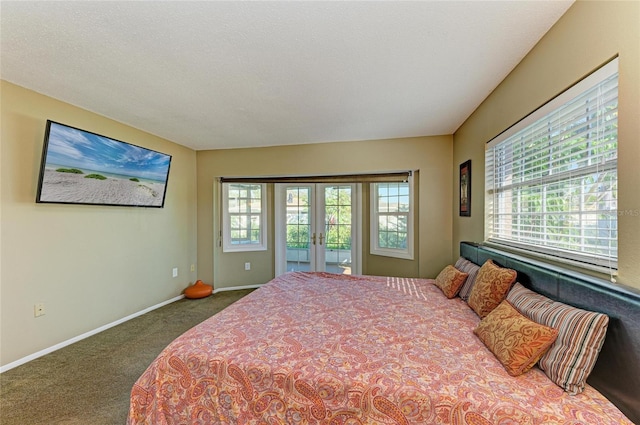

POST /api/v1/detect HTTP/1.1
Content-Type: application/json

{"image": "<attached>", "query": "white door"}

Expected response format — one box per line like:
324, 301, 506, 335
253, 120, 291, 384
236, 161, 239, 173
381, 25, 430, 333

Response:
275, 184, 360, 275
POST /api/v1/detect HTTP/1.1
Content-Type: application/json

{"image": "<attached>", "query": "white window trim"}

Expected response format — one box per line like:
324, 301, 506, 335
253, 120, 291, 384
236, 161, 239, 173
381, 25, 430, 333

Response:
222, 183, 267, 252
370, 178, 414, 260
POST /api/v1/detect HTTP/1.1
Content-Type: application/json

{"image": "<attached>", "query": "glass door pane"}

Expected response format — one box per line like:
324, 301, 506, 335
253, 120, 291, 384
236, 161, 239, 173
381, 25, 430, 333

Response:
285, 186, 314, 272
322, 185, 353, 274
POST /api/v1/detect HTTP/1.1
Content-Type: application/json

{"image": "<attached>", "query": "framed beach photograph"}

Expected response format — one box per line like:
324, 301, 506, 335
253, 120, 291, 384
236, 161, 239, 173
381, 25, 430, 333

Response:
459, 159, 471, 217
36, 120, 172, 207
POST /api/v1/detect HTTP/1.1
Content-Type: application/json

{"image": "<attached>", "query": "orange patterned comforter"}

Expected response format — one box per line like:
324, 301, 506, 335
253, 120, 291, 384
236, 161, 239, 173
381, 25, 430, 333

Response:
128, 272, 631, 424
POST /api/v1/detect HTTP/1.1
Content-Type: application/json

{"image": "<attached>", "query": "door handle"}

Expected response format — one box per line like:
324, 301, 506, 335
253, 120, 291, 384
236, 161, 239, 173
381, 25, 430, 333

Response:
312, 233, 316, 245
318, 233, 324, 245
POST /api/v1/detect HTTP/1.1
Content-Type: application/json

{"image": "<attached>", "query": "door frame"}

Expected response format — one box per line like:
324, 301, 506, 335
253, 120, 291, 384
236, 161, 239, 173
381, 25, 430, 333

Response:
275, 183, 362, 276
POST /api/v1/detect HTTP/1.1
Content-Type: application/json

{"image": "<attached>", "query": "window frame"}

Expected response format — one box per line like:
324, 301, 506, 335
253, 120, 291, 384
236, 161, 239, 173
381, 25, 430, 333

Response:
222, 182, 267, 252
484, 58, 618, 272
370, 179, 414, 260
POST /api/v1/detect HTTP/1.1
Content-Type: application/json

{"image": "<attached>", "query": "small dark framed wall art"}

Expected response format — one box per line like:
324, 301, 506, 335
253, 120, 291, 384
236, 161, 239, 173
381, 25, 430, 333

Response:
459, 160, 471, 217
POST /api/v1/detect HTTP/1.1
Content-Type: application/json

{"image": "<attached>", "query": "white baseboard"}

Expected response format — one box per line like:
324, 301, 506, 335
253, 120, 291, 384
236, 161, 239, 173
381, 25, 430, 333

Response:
0, 294, 184, 374
213, 283, 263, 294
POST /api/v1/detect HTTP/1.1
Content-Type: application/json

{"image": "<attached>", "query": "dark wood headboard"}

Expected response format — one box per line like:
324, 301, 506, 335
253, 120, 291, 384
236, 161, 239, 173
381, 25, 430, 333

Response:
460, 242, 640, 424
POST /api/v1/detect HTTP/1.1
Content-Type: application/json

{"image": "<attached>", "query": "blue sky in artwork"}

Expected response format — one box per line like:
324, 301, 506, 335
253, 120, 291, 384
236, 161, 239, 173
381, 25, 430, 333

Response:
44, 122, 171, 181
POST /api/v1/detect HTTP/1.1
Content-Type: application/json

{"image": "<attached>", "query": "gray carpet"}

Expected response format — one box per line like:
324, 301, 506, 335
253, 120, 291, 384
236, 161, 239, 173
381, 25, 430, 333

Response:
0, 289, 254, 425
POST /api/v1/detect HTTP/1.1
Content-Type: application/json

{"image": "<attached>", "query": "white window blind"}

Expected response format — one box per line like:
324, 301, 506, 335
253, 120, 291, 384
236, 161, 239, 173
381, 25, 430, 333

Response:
485, 58, 618, 269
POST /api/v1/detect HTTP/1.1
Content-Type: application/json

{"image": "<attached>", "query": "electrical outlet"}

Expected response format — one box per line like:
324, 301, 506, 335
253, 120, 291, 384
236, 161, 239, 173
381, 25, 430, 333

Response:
172, 267, 178, 278
244, 262, 251, 271
34, 303, 45, 317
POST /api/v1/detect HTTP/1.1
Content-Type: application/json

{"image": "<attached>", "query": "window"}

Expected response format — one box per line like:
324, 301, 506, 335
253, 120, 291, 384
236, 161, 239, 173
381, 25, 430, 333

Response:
370, 181, 413, 259
222, 183, 267, 252
485, 58, 618, 270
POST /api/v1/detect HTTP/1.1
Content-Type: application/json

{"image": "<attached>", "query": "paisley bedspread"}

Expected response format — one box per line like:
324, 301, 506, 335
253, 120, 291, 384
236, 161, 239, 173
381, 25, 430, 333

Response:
127, 272, 631, 424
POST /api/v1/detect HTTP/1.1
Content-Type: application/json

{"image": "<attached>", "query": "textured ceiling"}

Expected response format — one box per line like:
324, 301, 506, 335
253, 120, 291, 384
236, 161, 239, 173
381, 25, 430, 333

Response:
0, 1, 573, 151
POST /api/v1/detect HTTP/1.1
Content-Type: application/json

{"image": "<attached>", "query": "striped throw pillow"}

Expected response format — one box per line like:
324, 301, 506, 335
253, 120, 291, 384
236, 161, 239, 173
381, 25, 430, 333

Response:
454, 257, 480, 301
507, 283, 609, 394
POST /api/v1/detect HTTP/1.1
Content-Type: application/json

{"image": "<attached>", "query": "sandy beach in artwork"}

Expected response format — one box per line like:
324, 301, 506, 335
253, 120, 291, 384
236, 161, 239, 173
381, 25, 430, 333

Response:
38, 167, 166, 206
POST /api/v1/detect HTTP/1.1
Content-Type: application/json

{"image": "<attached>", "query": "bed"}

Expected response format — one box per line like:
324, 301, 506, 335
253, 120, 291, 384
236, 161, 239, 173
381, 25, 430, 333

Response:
128, 242, 639, 424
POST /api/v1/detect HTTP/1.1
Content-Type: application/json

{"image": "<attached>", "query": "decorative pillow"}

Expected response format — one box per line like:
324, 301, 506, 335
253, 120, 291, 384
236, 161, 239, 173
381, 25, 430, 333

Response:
433, 265, 469, 299
474, 300, 559, 376
507, 283, 609, 394
454, 257, 481, 301
467, 260, 517, 318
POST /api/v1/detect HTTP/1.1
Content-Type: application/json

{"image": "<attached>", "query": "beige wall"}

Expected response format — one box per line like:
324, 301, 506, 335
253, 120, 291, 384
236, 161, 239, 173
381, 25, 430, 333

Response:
452, 1, 640, 289
197, 136, 452, 289
0, 81, 198, 367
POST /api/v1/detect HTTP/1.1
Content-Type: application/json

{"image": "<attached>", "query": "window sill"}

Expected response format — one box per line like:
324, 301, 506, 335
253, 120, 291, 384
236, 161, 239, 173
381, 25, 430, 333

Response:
482, 241, 618, 282
370, 248, 414, 260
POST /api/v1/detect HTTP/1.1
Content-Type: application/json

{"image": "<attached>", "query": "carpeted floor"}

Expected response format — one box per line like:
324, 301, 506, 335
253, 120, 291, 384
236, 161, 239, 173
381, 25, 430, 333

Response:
0, 289, 254, 425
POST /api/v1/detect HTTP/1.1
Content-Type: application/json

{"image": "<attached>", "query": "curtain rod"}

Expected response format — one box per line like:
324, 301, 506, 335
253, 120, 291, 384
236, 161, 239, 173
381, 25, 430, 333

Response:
219, 171, 412, 184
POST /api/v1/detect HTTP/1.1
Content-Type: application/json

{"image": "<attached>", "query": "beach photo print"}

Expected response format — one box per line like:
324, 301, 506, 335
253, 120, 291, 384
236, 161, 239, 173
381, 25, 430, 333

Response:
36, 121, 172, 207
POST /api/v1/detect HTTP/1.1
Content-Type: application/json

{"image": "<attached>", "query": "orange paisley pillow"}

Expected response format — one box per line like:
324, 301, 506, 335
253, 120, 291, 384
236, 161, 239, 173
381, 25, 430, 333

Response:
467, 259, 517, 318
474, 300, 559, 376
433, 265, 469, 298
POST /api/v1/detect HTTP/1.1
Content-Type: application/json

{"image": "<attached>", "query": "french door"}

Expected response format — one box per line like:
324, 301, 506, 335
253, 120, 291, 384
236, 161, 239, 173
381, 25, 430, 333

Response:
275, 184, 360, 276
